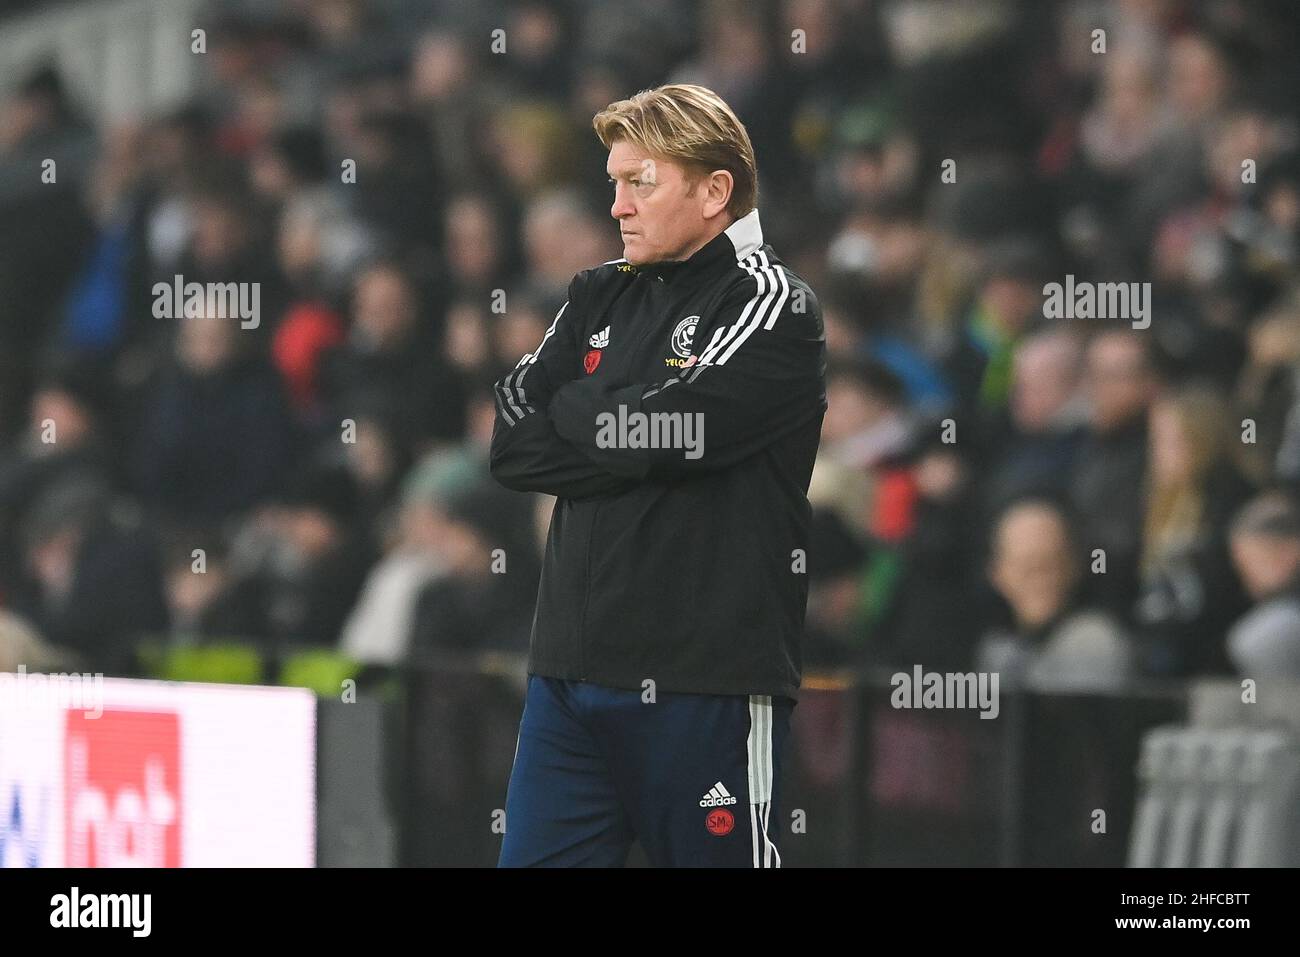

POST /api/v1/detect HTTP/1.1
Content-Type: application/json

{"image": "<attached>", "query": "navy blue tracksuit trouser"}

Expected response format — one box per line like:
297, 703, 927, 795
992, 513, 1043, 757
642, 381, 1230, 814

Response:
498, 675, 795, 867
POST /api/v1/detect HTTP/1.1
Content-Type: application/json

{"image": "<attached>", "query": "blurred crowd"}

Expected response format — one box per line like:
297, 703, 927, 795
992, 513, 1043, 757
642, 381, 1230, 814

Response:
2, 0, 1300, 688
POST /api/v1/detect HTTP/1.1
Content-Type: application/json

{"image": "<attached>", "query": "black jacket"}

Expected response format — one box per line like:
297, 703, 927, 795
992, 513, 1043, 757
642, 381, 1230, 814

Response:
490, 210, 827, 698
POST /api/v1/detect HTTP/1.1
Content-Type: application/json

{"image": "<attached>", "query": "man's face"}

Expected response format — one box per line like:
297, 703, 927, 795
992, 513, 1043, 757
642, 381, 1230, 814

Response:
989, 505, 1077, 629
1012, 337, 1079, 433
1231, 533, 1300, 601
1084, 333, 1154, 432
606, 140, 711, 265
30, 389, 92, 450
177, 316, 237, 375
822, 378, 879, 445
354, 267, 415, 350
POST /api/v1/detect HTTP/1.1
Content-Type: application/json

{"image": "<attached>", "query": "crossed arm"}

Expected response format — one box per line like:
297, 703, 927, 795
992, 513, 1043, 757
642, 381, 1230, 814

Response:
490, 273, 825, 497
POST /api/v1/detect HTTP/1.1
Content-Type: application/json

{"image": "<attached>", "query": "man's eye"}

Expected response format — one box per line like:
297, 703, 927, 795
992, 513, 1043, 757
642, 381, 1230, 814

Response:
629, 180, 641, 187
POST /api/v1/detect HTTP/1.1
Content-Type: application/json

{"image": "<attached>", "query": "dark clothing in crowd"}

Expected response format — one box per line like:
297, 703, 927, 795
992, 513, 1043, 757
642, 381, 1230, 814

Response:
319, 337, 468, 446
1070, 418, 1148, 620
132, 357, 297, 521
10, 511, 168, 675
979, 417, 1085, 522
1134, 467, 1255, 677
408, 573, 536, 659
870, 493, 985, 673
219, 530, 374, 656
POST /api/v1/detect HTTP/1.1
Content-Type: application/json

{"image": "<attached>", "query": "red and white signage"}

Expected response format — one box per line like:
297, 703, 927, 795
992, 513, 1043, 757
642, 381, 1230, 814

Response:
0, 677, 315, 867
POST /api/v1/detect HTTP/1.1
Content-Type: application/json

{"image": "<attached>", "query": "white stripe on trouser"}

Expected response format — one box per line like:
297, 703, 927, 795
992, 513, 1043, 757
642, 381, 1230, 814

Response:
746, 694, 781, 868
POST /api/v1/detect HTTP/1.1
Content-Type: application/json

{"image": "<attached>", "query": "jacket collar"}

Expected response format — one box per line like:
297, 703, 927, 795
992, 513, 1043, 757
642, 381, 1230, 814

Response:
632, 209, 764, 285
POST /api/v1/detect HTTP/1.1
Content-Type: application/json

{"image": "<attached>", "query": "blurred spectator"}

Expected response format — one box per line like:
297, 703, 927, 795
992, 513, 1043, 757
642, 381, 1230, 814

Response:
276, 188, 376, 300
351, 109, 443, 253
0, 608, 73, 673
1134, 387, 1252, 676
338, 447, 477, 666
489, 103, 580, 209
868, 437, 983, 672
11, 476, 167, 675
803, 509, 870, 669
1226, 491, 1300, 678
271, 189, 373, 426
0, 64, 95, 434
820, 359, 914, 485
216, 463, 373, 655
443, 192, 515, 298
137, 108, 216, 276
339, 400, 414, 531
272, 300, 347, 423
0, 361, 116, 601
250, 126, 330, 206
1236, 296, 1300, 487
492, 293, 550, 375
520, 189, 617, 304
0, 361, 115, 515
824, 200, 929, 339
132, 315, 296, 522
1167, 32, 1234, 132
979, 328, 1087, 520
1069, 328, 1161, 620
161, 533, 260, 643
443, 298, 495, 379
319, 260, 468, 447
978, 498, 1134, 692
820, 294, 950, 414
168, 173, 288, 344
1077, 50, 1171, 180
409, 30, 488, 189
406, 469, 539, 659
940, 241, 1053, 418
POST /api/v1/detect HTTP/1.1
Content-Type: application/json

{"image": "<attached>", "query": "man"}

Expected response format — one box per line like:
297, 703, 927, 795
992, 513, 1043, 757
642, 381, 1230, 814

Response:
1069, 328, 1162, 621
979, 329, 1087, 519
1226, 491, 1300, 678
490, 84, 826, 867
977, 497, 1133, 693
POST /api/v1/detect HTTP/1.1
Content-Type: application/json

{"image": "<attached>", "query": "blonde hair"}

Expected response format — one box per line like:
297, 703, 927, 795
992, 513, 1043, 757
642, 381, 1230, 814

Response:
1141, 386, 1235, 574
592, 83, 758, 218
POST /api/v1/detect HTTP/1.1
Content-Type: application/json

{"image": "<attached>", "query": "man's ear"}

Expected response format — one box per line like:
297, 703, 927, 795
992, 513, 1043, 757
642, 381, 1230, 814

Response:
703, 169, 734, 219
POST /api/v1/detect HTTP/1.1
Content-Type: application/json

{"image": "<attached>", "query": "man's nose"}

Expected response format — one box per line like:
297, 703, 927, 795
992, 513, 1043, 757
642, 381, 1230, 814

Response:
611, 185, 635, 220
